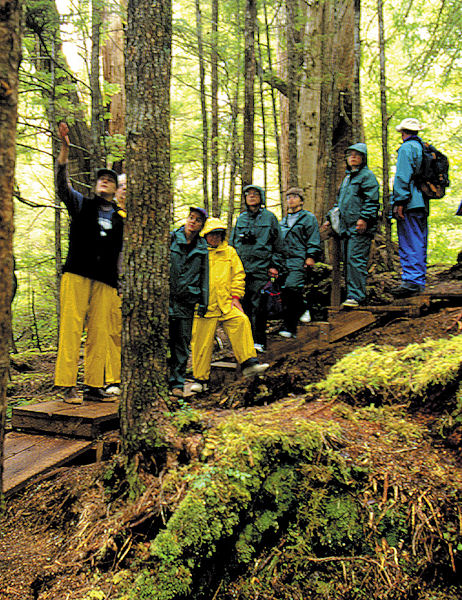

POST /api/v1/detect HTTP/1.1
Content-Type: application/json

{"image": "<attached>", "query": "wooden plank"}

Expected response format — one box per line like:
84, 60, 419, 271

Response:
11, 399, 119, 438
3, 432, 92, 496
210, 361, 238, 370
329, 310, 376, 342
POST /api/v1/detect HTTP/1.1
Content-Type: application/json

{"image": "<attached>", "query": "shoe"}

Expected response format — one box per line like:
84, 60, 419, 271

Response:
342, 298, 360, 308
190, 381, 208, 393
61, 386, 83, 405
83, 386, 116, 402
390, 283, 422, 298
242, 362, 270, 377
254, 343, 265, 353
299, 309, 311, 323
278, 330, 295, 339
170, 387, 184, 398
105, 385, 121, 396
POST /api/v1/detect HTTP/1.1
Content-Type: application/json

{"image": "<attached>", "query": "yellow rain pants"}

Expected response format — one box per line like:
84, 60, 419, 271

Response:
55, 272, 113, 388
105, 289, 122, 385
191, 306, 256, 381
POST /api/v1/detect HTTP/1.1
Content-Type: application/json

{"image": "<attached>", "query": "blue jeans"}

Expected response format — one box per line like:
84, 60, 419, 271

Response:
397, 209, 428, 287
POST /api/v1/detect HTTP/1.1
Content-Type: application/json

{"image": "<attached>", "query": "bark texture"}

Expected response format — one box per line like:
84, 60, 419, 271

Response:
0, 0, 21, 499
102, 3, 126, 138
242, 0, 256, 190
280, 0, 356, 222
121, 0, 172, 461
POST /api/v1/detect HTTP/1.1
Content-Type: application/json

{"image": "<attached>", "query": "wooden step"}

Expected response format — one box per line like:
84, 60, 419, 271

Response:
2, 431, 93, 496
11, 399, 119, 439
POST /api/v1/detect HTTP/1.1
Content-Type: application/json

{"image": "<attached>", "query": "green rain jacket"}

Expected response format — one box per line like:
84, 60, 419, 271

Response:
169, 226, 209, 318
229, 185, 285, 279
335, 143, 380, 237
280, 209, 321, 288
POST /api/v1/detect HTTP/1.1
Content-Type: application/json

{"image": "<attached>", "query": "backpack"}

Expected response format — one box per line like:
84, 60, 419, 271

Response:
415, 140, 450, 199
261, 277, 284, 320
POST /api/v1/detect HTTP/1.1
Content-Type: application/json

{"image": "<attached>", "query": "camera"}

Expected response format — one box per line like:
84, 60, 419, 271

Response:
239, 231, 256, 245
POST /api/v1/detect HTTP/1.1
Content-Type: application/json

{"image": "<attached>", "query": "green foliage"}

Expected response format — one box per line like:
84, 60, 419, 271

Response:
313, 336, 462, 406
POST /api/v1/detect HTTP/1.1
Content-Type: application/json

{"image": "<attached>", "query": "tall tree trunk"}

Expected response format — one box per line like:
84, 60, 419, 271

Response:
211, 0, 219, 216
263, 0, 283, 212
101, 2, 126, 140
256, 29, 268, 193
352, 0, 362, 141
285, 0, 299, 189
50, 39, 62, 337
294, 0, 356, 223
377, 0, 393, 268
27, 0, 92, 194
242, 0, 256, 189
195, 0, 209, 213
0, 0, 21, 503
91, 0, 104, 171
121, 0, 172, 464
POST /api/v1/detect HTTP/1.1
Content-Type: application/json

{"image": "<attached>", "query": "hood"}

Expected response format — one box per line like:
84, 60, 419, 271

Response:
201, 217, 227, 237
243, 184, 266, 207
346, 143, 368, 168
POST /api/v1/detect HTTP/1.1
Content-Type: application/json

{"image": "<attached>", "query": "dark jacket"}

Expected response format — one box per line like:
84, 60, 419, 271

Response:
169, 226, 209, 318
280, 209, 321, 272
57, 163, 124, 288
229, 205, 284, 279
336, 143, 380, 236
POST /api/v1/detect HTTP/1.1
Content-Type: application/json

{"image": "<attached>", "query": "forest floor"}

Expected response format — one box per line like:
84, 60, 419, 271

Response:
1, 264, 462, 600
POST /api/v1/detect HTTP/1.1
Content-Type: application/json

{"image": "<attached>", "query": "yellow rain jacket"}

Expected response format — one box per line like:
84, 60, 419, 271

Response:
201, 218, 246, 317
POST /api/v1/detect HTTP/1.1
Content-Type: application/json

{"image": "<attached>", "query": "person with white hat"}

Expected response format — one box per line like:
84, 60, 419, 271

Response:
391, 117, 428, 298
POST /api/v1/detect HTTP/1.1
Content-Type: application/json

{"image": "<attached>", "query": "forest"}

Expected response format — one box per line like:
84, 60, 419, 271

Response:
0, 0, 462, 598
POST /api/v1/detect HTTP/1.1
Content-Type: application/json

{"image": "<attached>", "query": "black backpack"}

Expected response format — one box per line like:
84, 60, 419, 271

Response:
415, 140, 450, 199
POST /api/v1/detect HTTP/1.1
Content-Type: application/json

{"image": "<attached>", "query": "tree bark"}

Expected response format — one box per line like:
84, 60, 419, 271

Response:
90, 0, 104, 171
263, 0, 283, 212
284, 0, 356, 223
285, 0, 299, 189
377, 0, 393, 268
211, 0, 220, 216
0, 0, 21, 503
195, 0, 209, 213
101, 2, 126, 139
242, 0, 256, 190
121, 0, 172, 464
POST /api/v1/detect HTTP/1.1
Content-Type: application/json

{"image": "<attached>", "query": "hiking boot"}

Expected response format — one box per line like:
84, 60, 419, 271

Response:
190, 381, 208, 394
170, 387, 184, 398
253, 343, 265, 353
105, 384, 121, 396
83, 386, 116, 402
299, 309, 312, 323
342, 298, 360, 308
390, 283, 422, 298
242, 362, 270, 377
60, 386, 82, 405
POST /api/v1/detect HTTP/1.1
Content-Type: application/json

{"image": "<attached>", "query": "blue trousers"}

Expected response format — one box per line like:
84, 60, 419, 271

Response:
397, 209, 427, 287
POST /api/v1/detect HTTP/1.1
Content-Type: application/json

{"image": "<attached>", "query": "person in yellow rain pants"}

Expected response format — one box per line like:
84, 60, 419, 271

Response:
190, 218, 269, 393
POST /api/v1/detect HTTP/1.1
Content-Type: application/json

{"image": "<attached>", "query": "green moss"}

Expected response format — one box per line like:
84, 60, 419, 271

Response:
312, 336, 462, 406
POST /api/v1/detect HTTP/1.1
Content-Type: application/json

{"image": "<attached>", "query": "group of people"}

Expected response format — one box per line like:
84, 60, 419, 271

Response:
54, 116, 433, 403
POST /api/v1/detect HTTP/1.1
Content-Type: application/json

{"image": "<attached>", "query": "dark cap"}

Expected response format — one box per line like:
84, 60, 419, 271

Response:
96, 168, 118, 186
189, 206, 208, 223
286, 187, 305, 202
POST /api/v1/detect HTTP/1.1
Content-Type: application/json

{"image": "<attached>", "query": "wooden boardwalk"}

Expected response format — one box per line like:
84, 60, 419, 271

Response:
4, 283, 462, 497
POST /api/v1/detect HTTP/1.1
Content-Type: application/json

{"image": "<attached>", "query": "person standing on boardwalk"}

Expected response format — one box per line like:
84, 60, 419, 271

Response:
190, 218, 269, 393
55, 122, 124, 404
229, 185, 284, 353
324, 143, 380, 308
168, 207, 209, 398
278, 188, 321, 338
391, 118, 427, 298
